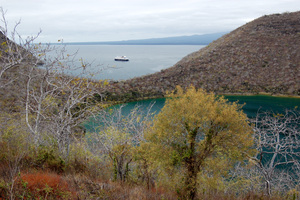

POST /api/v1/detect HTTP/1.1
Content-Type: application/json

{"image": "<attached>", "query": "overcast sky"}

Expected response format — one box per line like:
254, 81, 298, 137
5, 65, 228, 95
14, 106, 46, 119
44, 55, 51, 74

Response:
1, 0, 299, 43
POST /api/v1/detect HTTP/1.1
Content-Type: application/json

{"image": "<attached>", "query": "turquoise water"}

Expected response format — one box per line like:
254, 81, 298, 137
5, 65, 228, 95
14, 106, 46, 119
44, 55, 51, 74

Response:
224, 95, 299, 118
106, 95, 300, 119
85, 95, 299, 132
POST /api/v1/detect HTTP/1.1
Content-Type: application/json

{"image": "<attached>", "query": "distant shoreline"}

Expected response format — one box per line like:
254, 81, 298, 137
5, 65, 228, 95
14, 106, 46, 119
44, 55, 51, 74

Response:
48, 32, 227, 46
62, 43, 208, 45
102, 86, 300, 105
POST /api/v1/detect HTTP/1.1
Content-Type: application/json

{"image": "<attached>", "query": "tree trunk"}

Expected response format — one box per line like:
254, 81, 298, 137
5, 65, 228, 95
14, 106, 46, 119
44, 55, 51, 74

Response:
113, 156, 118, 181
184, 128, 198, 200
266, 180, 271, 196
185, 160, 197, 200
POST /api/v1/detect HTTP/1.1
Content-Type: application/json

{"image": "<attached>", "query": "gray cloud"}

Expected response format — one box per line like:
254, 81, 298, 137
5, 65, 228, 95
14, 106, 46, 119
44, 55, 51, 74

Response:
1, 0, 300, 42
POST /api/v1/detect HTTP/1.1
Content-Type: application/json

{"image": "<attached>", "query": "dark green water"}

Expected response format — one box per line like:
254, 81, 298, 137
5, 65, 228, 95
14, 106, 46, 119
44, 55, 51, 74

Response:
109, 95, 300, 119
85, 95, 299, 131
223, 95, 299, 118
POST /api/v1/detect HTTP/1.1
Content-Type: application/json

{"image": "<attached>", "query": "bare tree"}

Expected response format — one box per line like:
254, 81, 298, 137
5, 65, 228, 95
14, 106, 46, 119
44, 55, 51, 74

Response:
0, 7, 41, 88
22, 45, 106, 159
0, 8, 106, 160
88, 103, 154, 181
250, 109, 300, 196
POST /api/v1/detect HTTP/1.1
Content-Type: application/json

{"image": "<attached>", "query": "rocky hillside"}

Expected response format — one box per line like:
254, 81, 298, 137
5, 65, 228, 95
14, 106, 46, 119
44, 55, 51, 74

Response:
104, 11, 300, 101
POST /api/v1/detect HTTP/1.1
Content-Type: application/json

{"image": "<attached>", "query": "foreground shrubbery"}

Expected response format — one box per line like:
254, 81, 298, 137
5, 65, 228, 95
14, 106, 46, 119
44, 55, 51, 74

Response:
16, 172, 73, 199
0, 91, 299, 199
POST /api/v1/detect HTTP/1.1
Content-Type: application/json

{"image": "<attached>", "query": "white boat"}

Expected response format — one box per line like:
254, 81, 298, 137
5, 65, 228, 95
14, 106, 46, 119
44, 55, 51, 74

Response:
114, 56, 129, 61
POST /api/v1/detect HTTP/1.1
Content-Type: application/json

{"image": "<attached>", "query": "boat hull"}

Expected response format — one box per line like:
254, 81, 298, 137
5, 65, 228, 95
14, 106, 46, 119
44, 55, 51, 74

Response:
114, 58, 129, 61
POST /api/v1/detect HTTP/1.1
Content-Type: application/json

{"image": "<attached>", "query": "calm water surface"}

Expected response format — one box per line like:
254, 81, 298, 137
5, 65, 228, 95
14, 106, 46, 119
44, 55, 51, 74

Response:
64, 45, 205, 80
85, 95, 300, 132
108, 95, 300, 119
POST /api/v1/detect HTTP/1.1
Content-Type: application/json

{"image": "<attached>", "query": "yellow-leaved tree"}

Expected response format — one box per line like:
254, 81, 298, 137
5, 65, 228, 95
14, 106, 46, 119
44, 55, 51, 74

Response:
144, 86, 254, 199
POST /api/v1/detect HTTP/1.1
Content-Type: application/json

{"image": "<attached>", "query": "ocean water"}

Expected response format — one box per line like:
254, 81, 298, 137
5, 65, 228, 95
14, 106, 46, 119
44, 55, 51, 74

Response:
63, 45, 205, 80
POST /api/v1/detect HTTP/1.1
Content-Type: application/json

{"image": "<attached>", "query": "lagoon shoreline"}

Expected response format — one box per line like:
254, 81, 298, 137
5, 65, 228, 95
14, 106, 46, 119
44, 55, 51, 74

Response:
101, 83, 300, 106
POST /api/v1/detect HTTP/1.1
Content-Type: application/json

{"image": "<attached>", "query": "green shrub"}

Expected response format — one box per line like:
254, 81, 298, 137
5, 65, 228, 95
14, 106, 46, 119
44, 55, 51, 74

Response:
35, 148, 65, 173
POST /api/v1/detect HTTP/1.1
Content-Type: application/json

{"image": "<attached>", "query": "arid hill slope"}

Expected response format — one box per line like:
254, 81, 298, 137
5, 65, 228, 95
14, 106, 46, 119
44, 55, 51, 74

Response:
105, 11, 300, 100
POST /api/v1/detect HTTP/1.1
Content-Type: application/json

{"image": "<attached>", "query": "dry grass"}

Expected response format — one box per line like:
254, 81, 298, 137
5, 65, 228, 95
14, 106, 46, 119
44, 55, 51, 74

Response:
64, 174, 177, 200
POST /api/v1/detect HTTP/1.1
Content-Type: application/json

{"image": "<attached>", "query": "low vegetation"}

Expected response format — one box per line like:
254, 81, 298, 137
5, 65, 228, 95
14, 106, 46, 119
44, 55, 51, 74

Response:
1, 8, 300, 199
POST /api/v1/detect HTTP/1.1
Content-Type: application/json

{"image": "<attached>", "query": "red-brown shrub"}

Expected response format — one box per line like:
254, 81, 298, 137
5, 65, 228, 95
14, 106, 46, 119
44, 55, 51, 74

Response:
19, 171, 75, 199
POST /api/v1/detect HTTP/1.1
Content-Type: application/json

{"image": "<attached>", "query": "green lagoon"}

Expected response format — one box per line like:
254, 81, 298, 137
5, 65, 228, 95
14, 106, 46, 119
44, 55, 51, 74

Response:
85, 95, 299, 132
104, 95, 299, 119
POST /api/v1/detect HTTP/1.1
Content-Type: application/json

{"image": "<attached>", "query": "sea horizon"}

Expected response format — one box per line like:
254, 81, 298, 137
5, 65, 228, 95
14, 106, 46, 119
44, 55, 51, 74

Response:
59, 44, 205, 80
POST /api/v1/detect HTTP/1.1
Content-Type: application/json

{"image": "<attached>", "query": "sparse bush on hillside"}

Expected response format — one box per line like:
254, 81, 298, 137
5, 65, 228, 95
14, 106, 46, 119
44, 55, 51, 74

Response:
0, 113, 33, 199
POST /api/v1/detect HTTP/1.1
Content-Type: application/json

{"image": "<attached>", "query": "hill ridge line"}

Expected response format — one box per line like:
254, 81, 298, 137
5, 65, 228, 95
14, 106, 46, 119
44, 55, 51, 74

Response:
102, 11, 300, 102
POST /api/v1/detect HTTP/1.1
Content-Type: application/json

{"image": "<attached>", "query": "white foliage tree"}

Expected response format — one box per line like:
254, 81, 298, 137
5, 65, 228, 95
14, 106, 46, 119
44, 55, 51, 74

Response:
250, 109, 300, 196
0, 8, 106, 159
